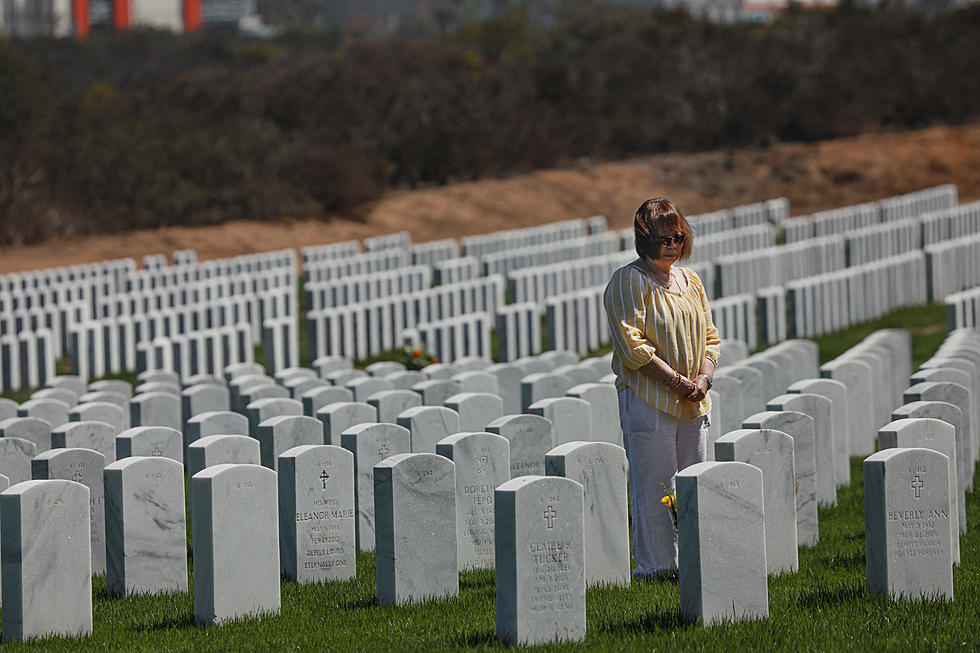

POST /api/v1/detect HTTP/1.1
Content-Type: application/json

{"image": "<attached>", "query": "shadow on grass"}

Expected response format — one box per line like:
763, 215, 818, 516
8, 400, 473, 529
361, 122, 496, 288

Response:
460, 575, 494, 591
797, 583, 864, 610
451, 628, 497, 647
134, 612, 198, 632
336, 596, 379, 610
602, 606, 688, 634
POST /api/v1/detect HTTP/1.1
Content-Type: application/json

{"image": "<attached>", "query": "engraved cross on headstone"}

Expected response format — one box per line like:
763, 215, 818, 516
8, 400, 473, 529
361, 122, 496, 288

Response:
911, 474, 924, 499
378, 443, 389, 458
319, 469, 330, 490
71, 470, 84, 483
151, 446, 163, 456
543, 505, 557, 529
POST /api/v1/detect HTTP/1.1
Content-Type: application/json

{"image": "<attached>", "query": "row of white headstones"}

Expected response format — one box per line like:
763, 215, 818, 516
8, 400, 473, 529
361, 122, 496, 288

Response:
1, 324, 976, 644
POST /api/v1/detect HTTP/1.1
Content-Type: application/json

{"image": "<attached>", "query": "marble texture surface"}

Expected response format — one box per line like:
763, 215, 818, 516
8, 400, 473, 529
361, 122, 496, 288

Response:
879, 417, 963, 554
48, 374, 88, 396
278, 445, 356, 583
715, 429, 798, 575
494, 475, 585, 646
383, 370, 425, 391
375, 453, 458, 606
51, 420, 116, 464
16, 398, 70, 430
397, 406, 461, 454
520, 373, 576, 413
316, 402, 377, 447
367, 390, 422, 425
451, 371, 500, 396
186, 434, 261, 480
529, 398, 592, 447
720, 365, 765, 425
411, 379, 456, 407
0, 398, 18, 420
820, 358, 874, 455
706, 372, 744, 461
181, 384, 231, 424
245, 397, 302, 440
191, 464, 280, 625
116, 426, 183, 464
864, 447, 953, 601
893, 400, 964, 500
104, 456, 187, 596
0, 437, 38, 483
743, 410, 818, 546
788, 378, 850, 487
345, 377, 394, 403
88, 379, 133, 399
1, 479, 92, 641
31, 447, 108, 576
903, 382, 973, 493
256, 415, 323, 470
677, 461, 768, 625
184, 410, 249, 455
768, 393, 836, 507
486, 414, 554, 479
436, 431, 511, 571
340, 422, 411, 552
239, 384, 290, 414
70, 402, 126, 435
545, 441, 629, 587
444, 392, 504, 434
0, 417, 52, 453
130, 392, 181, 431
302, 386, 354, 418
565, 383, 623, 448
486, 364, 524, 415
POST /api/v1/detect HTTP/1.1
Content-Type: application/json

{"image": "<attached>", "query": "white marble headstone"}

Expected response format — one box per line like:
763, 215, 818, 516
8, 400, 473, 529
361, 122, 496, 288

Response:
545, 441, 629, 587
677, 461, 768, 625
256, 414, 323, 470
864, 447, 953, 601
486, 414, 554, 479
278, 445, 356, 583
191, 464, 280, 625
1, 479, 92, 641
436, 432, 510, 571
375, 453, 458, 606
494, 475, 585, 646
339, 422, 411, 552
715, 429, 798, 574
397, 405, 461, 453
104, 457, 187, 596
31, 447, 107, 576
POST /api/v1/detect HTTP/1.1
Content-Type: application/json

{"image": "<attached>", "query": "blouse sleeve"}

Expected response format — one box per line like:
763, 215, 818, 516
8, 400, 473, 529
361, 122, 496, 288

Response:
692, 270, 721, 364
603, 266, 658, 370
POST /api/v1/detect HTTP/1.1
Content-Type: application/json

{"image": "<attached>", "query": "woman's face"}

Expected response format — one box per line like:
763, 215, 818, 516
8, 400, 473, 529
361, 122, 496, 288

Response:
651, 230, 686, 263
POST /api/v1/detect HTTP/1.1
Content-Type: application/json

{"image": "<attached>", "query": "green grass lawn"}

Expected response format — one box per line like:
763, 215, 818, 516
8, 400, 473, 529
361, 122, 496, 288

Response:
1, 302, 973, 651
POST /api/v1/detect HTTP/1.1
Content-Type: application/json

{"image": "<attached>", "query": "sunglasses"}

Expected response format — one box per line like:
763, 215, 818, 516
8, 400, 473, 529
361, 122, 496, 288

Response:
655, 233, 686, 247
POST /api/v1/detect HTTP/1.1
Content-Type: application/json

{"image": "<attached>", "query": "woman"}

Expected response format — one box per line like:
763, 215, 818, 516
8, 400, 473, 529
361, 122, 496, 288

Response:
603, 196, 720, 580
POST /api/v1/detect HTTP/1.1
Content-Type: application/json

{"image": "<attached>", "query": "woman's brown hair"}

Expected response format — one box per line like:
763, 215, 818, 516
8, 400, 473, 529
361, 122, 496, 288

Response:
633, 197, 694, 261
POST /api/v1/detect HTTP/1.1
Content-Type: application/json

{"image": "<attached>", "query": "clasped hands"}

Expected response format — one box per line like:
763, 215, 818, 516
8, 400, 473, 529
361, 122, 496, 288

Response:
673, 373, 708, 402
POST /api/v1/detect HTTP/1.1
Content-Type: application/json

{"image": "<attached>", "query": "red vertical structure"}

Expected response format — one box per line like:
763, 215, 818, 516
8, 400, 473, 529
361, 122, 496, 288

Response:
72, 0, 90, 37
113, 0, 131, 30
183, 0, 202, 31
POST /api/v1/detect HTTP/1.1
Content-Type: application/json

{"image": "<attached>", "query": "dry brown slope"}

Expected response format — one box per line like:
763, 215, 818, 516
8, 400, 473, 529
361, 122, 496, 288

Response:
1, 124, 977, 275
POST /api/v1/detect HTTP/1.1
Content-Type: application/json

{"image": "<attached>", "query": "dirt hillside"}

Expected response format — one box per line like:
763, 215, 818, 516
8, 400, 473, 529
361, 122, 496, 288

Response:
1, 123, 977, 275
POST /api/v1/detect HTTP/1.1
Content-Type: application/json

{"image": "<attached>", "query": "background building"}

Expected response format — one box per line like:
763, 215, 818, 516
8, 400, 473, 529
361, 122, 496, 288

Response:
0, 0, 256, 36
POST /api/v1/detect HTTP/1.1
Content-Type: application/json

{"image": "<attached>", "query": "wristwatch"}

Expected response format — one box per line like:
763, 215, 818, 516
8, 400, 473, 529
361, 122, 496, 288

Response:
697, 374, 712, 389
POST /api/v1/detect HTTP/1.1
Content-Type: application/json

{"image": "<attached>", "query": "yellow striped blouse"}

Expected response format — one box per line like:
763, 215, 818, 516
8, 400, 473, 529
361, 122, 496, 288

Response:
603, 261, 721, 419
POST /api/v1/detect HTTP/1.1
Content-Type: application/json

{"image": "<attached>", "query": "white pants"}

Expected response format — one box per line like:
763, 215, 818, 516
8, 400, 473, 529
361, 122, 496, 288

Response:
618, 387, 708, 574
